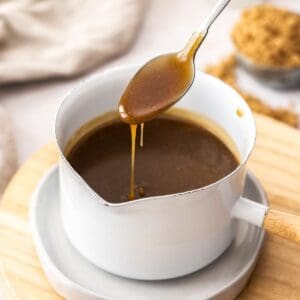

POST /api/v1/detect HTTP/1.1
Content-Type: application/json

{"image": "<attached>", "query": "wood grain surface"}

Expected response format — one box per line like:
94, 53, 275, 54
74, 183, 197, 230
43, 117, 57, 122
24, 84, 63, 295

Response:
263, 209, 300, 245
0, 114, 300, 299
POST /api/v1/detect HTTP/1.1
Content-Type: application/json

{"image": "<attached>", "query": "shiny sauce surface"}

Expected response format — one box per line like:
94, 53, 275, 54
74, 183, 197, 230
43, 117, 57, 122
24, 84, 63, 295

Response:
66, 116, 238, 203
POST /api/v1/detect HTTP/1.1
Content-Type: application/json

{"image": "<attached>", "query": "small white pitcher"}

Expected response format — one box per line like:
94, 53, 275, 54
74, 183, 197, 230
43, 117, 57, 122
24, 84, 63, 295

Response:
55, 65, 300, 280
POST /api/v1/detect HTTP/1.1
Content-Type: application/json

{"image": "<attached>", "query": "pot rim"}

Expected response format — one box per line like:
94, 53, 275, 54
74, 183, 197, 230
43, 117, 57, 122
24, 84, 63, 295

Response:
55, 64, 256, 207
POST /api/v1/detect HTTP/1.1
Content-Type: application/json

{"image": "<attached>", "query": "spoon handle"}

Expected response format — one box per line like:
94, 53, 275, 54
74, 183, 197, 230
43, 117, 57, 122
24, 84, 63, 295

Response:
198, 0, 231, 34
263, 208, 300, 244
179, 0, 231, 59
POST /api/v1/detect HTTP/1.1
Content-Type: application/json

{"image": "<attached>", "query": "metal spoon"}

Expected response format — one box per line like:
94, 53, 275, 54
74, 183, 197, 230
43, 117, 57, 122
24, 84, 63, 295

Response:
118, 0, 231, 124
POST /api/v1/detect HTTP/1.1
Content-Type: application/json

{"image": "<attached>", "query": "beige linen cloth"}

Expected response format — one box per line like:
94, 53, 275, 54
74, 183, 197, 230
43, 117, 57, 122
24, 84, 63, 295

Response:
0, 107, 17, 196
0, 0, 145, 196
0, 0, 145, 83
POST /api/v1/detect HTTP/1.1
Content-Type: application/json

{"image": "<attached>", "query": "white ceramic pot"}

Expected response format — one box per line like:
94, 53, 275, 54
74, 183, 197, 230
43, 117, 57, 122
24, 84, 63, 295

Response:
55, 65, 268, 280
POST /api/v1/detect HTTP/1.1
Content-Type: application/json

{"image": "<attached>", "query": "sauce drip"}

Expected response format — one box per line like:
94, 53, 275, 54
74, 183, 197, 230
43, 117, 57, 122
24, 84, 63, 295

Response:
129, 124, 137, 200
140, 123, 144, 147
236, 108, 244, 117
119, 33, 204, 199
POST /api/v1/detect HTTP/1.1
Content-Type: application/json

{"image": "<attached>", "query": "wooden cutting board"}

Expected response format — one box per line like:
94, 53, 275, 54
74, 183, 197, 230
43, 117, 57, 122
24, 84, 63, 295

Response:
0, 114, 300, 300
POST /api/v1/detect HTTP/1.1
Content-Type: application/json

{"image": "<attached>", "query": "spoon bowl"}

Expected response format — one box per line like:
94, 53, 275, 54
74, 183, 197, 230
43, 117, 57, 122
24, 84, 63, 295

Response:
118, 53, 195, 124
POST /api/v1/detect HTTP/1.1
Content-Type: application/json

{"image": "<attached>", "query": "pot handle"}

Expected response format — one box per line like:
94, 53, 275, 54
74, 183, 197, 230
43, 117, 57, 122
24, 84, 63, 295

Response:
232, 197, 300, 244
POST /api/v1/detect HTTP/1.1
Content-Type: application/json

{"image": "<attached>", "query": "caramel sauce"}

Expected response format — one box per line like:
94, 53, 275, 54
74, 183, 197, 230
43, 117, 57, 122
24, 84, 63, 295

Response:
236, 108, 244, 117
140, 123, 144, 147
118, 33, 204, 124
66, 110, 239, 203
129, 124, 137, 200
118, 33, 205, 200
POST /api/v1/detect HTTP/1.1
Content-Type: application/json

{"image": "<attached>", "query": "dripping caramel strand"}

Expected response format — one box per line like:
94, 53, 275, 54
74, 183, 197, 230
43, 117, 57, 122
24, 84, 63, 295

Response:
140, 123, 144, 147
129, 124, 137, 200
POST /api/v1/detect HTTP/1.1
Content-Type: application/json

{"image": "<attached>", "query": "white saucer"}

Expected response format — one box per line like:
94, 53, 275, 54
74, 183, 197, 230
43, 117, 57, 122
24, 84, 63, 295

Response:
30, 166, 266, 300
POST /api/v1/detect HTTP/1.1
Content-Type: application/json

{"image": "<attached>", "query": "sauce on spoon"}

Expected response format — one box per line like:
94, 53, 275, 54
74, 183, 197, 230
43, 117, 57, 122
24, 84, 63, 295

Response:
118, 33, 204, 124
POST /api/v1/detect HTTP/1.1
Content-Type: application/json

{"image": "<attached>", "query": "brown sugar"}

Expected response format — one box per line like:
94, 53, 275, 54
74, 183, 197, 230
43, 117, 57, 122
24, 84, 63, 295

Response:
205, 55, 298, 128
231, 5, 300, 68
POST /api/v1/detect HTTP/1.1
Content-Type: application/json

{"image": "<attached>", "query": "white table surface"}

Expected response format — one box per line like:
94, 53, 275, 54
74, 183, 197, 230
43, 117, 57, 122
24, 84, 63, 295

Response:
1, 0, 299, 166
